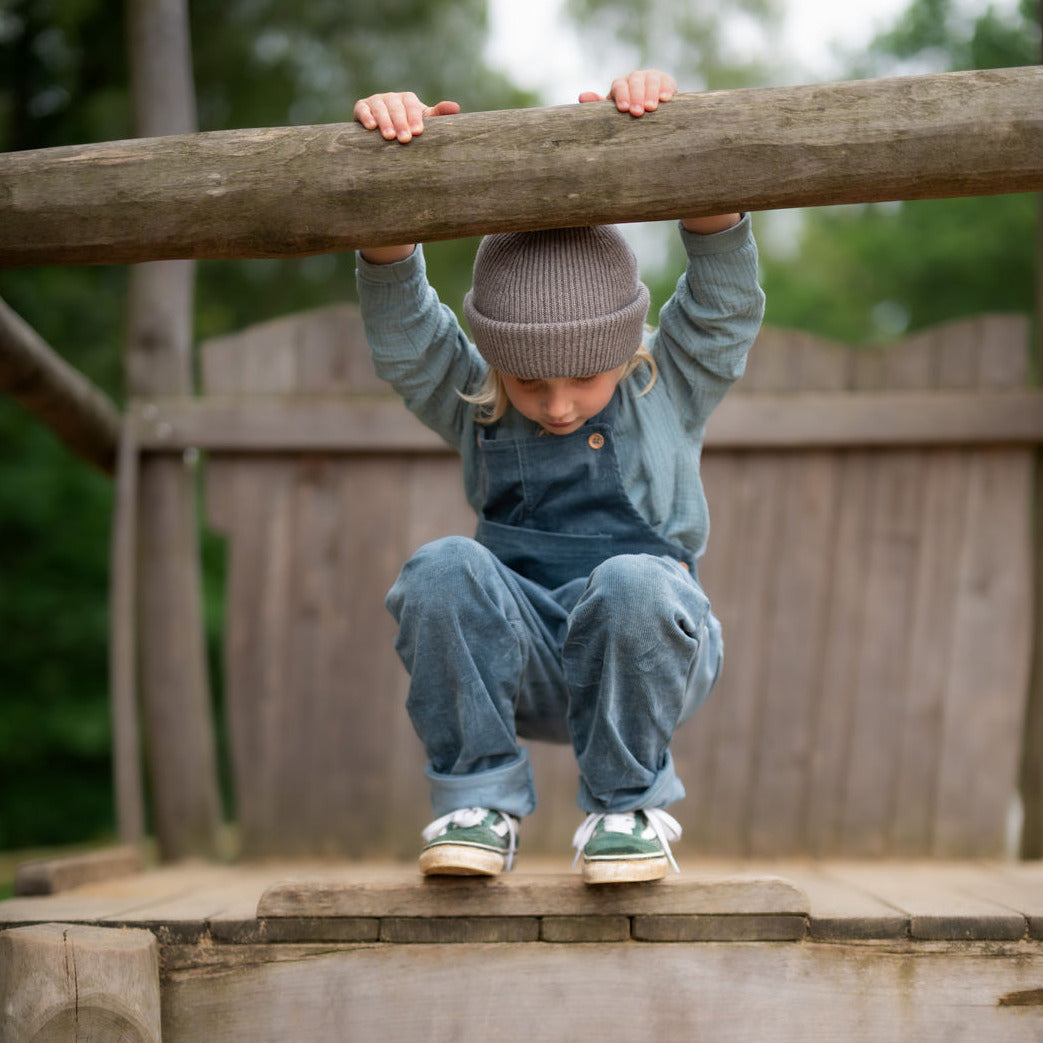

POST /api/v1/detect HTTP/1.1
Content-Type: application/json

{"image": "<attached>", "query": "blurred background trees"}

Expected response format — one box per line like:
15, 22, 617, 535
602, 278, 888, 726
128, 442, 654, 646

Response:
758, 0, 1039, 343
0, 0, 1037, 852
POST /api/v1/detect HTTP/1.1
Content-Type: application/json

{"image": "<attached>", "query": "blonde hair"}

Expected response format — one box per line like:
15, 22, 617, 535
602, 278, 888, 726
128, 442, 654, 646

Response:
460, 346, 658, 426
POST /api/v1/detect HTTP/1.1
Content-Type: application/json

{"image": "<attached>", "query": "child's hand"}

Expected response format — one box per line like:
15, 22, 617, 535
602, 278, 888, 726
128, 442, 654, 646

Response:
579, 70, 678, 117
354, 90, 458, 261
354, 92, 460, 144
582, 71, 741, 233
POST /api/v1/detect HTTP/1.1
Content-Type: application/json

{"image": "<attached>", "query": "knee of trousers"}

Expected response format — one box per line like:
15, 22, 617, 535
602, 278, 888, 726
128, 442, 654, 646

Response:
385, 536, 503, 623
574, 554, 709, 638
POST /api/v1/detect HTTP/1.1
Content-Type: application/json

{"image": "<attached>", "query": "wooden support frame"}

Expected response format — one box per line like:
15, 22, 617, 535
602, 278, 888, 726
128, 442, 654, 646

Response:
0, 67, 1040, 267
125, 389, 1043, 453
0, 296, 119, 472
109, 420, 145, 846
0, 924, 161, 1043
121, 0, 222, 862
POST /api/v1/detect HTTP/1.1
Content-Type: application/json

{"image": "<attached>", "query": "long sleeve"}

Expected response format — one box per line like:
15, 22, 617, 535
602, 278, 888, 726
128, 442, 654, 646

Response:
652, 214, 765, 433
356, 245, 485, 451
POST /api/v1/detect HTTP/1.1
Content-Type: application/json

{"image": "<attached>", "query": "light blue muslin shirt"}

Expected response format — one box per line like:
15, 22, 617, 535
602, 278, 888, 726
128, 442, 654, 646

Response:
355, 215, 765, 567
356, 217, 765, 818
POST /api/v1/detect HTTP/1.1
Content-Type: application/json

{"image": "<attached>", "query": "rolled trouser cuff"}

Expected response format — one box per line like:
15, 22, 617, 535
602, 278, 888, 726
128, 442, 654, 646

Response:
576, 749, 686, 814
425, 749, 537, 819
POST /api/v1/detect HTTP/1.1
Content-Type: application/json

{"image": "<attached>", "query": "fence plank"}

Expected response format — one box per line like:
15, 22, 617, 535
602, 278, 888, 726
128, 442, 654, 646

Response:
197, 310, 1035, 858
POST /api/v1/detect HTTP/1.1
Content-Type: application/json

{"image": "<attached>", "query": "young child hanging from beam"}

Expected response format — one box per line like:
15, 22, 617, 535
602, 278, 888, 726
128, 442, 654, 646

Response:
353, 70, 765, 884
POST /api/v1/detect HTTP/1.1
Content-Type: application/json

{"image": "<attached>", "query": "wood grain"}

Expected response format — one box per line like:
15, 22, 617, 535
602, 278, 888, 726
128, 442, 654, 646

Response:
2, 68, 1041, 267
0, 296, 120, 472
0, 923, 161, 1043
256, 873, 809, 919
158, 937, 1043, 1042
197, 306, 1035, 858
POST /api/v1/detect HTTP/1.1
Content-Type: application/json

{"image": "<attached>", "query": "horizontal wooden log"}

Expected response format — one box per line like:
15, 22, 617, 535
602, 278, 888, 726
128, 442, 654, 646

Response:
1, 67, 1041, 267
0, 296, 120, 471
128, 388, 1043, 453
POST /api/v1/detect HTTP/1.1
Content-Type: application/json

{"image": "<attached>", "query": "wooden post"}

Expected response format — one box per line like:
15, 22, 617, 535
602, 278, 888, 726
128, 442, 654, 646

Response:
1018, 0, 1043, 859
110, 419, 147, 846
0, 67, 1040, 266
123, 0, 221, 859
0, 924, 161, 1043
0, 295, 119, 473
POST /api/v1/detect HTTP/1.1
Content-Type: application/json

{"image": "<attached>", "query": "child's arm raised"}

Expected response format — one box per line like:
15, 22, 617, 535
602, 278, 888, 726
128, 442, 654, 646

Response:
353, 91, 460, 263
579, 70, 741, 235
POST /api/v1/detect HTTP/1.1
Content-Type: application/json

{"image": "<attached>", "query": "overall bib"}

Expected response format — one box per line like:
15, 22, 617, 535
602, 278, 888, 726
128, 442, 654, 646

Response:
386, 392, 723, 819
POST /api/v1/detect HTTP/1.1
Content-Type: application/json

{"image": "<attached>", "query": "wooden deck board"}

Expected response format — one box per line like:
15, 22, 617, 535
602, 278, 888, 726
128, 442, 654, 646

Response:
2, 859, 1041, 945
255, 870, 809, 919
756, 863, 909, 940
7, 861, 1043, 1039
819, 862, 1030, 939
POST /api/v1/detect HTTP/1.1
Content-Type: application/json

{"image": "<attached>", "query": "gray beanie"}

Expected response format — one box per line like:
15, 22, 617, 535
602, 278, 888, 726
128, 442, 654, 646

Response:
463, 225, 650, 379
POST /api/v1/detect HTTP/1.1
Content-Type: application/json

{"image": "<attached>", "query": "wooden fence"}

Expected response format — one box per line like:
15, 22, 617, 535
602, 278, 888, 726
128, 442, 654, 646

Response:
118, 306, 1040, 859
3, 60, 1042, 860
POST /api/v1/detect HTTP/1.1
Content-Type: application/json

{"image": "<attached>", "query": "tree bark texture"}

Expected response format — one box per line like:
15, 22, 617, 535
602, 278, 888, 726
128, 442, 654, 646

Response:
0, 295, 119, 472
122, 0, 222, 859
0, 67, 1040, 267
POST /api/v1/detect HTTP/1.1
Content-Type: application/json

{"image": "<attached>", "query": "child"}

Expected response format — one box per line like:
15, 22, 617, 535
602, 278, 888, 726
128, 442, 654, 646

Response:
354, 70, 765, 884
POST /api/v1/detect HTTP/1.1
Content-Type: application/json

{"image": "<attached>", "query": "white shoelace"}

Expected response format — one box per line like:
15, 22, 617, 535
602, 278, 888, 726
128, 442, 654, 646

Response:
571, 808, 682, 873
422, 807, 519, 870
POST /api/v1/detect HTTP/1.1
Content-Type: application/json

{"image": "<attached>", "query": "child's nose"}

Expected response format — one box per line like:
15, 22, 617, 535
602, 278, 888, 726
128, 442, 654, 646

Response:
544, 388, 571, 417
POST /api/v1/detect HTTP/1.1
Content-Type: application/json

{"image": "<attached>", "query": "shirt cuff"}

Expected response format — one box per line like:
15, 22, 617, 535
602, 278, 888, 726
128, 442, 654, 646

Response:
355, 243, 427, 286
678, 213, 753, 257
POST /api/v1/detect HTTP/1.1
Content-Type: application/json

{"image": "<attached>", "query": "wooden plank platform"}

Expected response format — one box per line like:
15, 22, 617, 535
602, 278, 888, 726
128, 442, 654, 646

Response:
3, 859, 1043, 1041
2, 858, 1042, 944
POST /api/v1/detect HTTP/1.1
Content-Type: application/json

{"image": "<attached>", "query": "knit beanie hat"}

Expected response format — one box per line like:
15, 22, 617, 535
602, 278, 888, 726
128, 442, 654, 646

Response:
463, 225, 650, 379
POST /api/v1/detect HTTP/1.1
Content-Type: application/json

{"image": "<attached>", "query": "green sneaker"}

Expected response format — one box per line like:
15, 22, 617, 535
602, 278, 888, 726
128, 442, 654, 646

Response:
419, 807, 519, 876
572, 809, 682, 885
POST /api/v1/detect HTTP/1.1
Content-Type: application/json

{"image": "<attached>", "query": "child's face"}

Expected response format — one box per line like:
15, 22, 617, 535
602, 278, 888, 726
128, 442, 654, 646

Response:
501, 368, 624, 436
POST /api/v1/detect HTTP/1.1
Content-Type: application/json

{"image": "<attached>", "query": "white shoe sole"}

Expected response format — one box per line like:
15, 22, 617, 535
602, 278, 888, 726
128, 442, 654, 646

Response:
582, 856, 669, 885
419, 843, 505, 876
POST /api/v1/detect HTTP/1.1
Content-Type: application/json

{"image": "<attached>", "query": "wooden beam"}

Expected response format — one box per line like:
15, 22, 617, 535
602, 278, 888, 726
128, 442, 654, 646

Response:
1, 67, 1041, 267
122, 0, 223, 863
127, 389, 1043, 453
1017, 0, 1043, 861
109, 421, 145, 848
0, 296, 120, 472
707, 389, 1043, 449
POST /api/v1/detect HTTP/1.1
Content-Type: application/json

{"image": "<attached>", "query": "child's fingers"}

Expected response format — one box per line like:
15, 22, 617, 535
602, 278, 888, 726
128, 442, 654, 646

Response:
388, 92, 426, 142
354, 94, 405, 140
353, 98, 380, 131
607, 70, 678, 116
577, 91, 605, 104
638, 70, 677, 111
425, 100, 461, 118
355, 94, 459, 143
608, 75, 633, 114
353, 92, 417, 142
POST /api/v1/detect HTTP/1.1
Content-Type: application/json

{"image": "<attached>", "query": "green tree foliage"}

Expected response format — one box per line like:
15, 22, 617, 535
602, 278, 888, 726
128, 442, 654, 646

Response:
0, 0, 532, 851
559, 0, 783, 322
564, 0, 780, 89
186, 0, 535, 336
759, 0, 1040, 344
1, 0, 130, 850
